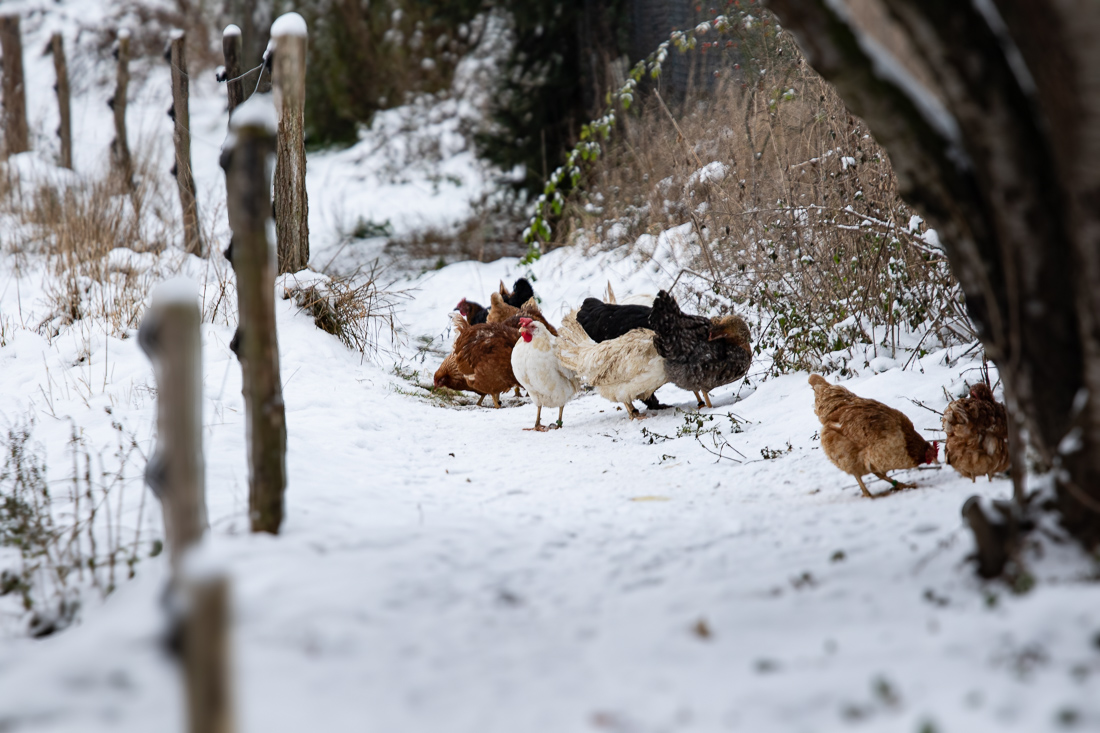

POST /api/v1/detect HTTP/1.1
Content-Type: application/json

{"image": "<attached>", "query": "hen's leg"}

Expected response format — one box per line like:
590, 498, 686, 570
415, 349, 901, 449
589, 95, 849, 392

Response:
626, 403, 648, 420
525, 405, 550, 432
693, 391, 704, 408
514, 386, 522, 397
703, 391, 713, 409
491, 393, 502, 409
873, 471, 915, 490
475, 394, 485, 407
855, 475, 875, 499
555, 406, 565, 428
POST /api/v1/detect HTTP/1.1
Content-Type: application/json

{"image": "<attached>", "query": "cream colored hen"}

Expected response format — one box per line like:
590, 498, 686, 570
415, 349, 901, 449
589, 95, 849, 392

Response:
556, 311, 667, 419
511, 318, 581, 431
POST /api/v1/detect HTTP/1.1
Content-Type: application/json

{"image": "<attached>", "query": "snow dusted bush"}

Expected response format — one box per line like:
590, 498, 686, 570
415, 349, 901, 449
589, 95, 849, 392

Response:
553, 8, 973, 377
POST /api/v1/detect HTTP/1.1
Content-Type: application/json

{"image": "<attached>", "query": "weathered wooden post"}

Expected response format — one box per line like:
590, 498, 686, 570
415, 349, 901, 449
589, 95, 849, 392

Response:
270, 12, 310, 274
220, 95, 288, 534
138, 279, 208, 567
110, 29, 133, 186
0, 15, 29, 158
168, 30, 204, 256
48, 33, 72, 169
220, 24, 245, 115
138, 282, 234, 733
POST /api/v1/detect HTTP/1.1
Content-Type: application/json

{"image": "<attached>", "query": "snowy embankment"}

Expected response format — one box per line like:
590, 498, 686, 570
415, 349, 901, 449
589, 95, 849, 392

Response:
1, 2, 1099, 732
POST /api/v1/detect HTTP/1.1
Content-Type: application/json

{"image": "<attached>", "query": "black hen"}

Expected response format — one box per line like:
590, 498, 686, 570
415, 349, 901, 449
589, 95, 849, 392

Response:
576, 297, 669, 410
649, 290, 752, 408
455, 298, 488, 324
502, 278, 536, 308
576, 298, 652, 342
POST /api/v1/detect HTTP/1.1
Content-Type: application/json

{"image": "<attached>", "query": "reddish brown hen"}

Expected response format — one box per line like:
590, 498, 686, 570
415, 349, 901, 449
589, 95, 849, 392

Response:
942, 383, 1011, 481
809, 374, 938, 498
433, 353, 488, 406
446, 314, 521, 408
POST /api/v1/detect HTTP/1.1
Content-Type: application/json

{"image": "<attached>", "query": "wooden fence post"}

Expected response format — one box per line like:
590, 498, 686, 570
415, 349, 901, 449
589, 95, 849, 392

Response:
138, 279, 208, 569
110, 29, 133, 186
182, 574, 234, 733
220, 95, 288, 534
271, 12, 310, 274
169, 30, 204, 256
138, 285, 234, 733
48, 33, 72, 170
221, 25, 245, 115
0, 15, 29, 158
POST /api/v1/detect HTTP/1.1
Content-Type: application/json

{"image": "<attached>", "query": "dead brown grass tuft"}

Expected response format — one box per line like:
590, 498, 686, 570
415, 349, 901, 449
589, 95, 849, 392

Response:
562, 21, 971, 375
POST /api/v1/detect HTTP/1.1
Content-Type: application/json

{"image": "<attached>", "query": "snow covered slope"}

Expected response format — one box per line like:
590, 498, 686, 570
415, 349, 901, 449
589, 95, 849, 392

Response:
0, 2, 1098, 732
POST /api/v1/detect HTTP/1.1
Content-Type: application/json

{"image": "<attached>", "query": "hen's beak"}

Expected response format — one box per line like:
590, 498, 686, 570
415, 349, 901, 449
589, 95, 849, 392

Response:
707, 331, 720, 341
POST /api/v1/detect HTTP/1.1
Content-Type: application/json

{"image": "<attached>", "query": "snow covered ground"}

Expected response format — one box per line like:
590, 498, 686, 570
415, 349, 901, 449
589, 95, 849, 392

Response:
1, 2, 1099, 732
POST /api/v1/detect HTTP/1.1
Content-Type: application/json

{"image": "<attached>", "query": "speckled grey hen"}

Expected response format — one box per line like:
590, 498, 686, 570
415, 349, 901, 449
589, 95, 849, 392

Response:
648, 290, 752, 408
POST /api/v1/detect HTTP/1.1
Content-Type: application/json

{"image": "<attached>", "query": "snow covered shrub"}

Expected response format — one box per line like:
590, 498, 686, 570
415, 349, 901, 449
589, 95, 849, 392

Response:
283, 267, 410, 358
0, 417, 154, 637
557, 9, 973, 376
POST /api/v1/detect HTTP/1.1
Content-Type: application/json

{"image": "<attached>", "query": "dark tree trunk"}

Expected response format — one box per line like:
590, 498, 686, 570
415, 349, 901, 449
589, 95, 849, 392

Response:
764, 0, 1100, 548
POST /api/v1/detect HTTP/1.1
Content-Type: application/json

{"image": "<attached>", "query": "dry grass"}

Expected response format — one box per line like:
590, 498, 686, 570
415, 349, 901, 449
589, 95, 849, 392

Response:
562, 22, 971, 375
0, 144, 175, 341
283, 265, 411, 359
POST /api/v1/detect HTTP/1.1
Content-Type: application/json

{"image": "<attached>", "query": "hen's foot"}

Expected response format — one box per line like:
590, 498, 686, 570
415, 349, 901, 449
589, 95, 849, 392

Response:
642, 394, 671, 411
523, 424, 551, 432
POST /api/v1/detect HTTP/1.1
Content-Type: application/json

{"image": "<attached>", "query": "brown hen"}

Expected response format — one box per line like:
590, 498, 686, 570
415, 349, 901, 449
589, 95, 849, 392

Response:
809, 374, 938, 498
942, 383, 1011, 481
433, 353, 488, 406
447, 314, 521, 408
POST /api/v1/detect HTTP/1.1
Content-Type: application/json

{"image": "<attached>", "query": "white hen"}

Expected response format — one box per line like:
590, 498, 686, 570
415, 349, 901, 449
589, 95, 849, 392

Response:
556, 311, 667, 419
511, 317, 582, 431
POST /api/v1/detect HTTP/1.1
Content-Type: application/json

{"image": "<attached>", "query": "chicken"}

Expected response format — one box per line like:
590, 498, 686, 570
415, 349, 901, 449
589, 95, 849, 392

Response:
809, 374, 939, 498
496, 296, 559, 336
942, 383, 1011, 481
649, 290, 752, 408
455, 298, 488, 324
576, 297, 652, 342
499, 277, 535, 308
556, 311, 667, 419
447, 314, 521, 408
510, 317, 581, 430
433, 352, 488, 406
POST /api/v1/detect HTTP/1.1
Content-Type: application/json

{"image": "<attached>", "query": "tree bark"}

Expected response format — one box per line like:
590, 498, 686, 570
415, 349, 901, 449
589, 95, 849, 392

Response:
49, 33, 72, 170
111, 30, 133, 186
169, 31, 204, 257
0, 15, 29, 158
220, 98, 288, 535
181, 575, 234, 733
764, 0, 1100, 549
271, 15, 310, 274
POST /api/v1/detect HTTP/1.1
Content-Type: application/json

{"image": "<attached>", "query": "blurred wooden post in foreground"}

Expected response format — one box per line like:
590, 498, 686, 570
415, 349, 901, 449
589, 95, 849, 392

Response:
138, 282, 234, 733
138, 280, 207, 566
168, 30, 204, 256
271, 12, 310, 274
220, 95, 288, 534
220, 25, 245, 115
0, 15, 29, 158
110, 29, 133, 186
48, 33, 72, 169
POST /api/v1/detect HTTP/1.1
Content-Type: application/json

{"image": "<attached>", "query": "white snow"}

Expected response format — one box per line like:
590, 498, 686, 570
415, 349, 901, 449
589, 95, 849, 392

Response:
229, 94, 278, 136
0, 2, 1098, 732
150, 277, 200, 307
270, 12, 308, 39
223, 24, 242, 38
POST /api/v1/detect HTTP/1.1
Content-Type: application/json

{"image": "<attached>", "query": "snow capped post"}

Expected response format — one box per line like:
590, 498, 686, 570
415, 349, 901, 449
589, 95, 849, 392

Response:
270, 12, 310, 274
138, 278, 208, 570
110, 29, 133, 187
220, 95, 288, 534
168, 30, 204, 256
0, 15, 29, 158
47, 33, 72, 170
221, 24, 245, 115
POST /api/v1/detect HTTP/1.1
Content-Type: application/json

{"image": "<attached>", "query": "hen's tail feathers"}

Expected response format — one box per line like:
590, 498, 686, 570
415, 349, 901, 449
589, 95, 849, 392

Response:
451, 312, 468, 335
606, 281, 617, 304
